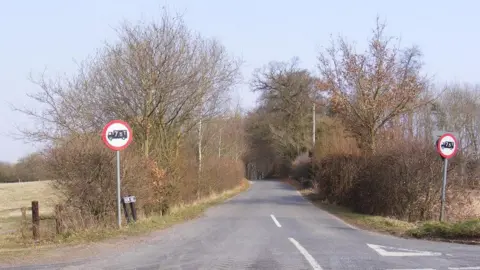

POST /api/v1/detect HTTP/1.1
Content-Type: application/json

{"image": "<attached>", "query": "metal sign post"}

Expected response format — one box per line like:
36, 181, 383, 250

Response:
116, 150, 121, 227
435, 133, 458, 222
440, 157, 448, 222
102, 120, 133, 228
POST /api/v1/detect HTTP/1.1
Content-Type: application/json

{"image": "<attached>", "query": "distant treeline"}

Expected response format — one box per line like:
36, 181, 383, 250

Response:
0, 152, 51, 183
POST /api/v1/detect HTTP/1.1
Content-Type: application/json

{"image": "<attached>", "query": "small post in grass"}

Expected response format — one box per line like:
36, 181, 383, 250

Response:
129, 195, 137, 222
121, 197, 131, 223
122, 195, 137, 223
20, 207, 27, 238
31, 201, 40, 240
55, 204, 65, 234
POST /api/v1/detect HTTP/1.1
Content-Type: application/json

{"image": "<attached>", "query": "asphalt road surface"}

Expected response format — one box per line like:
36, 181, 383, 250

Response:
3, 180, 480, 270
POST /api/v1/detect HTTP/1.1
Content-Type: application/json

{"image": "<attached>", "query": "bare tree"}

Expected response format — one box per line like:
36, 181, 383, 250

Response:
14, 10, 242, 165
317, 17, 430, 154
438, 84, 480, 157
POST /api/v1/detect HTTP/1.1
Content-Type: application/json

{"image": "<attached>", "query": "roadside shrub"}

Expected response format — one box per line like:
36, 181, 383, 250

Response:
46, 133, 245, 232
350, 140, 443, 221
314, 154, 364, 204
201, 156, 244, 195
312, 133, 480, 222
45, 134, 151, 228
290, 152, 313, 187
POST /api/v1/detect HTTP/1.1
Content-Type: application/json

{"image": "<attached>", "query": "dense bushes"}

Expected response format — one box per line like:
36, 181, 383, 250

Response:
334, 141, 444, 221
314, 154, 363, 206
46, 134, 244, 232
290, 116, 480, 223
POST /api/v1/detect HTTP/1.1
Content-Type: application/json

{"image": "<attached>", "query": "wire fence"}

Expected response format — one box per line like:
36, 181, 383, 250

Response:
0, 203, 57, 239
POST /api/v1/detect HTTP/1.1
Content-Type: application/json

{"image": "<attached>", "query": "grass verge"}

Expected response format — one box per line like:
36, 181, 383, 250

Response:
407, 219, 480, 244
284, 178, 480, 245
0, 179, 250, 260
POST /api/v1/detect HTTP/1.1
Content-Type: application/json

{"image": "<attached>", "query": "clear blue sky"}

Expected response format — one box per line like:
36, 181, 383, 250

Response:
1, 0, 478, 162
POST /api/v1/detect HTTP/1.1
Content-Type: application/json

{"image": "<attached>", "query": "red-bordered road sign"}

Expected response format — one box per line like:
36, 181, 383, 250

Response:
102, 120, 133, 151
436, 133, 458, 159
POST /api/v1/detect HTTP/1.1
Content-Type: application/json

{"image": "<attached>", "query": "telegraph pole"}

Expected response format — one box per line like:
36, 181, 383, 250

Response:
312, 102, 316, 147
198, 117, 202, 174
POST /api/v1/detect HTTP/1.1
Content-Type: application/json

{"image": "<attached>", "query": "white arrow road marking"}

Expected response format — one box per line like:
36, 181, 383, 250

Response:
270, 214, 282, 227
386, 268, 435, 270
288, 237, 323, 270
367, 243, 442, 257
60, 267, 103, 270
386, 267, 480, 270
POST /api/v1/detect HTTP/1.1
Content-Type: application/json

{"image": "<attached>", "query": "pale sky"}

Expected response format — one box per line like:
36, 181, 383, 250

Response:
1, 0, 478, 162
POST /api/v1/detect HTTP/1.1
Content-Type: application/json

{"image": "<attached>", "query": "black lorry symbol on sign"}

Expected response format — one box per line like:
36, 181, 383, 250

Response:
108, 130, 128, 141
441, 141, 454, 150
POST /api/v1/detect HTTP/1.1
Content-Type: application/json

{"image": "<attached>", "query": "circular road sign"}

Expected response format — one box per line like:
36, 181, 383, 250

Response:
102, 120, 133, 151
436, 133, 458, 159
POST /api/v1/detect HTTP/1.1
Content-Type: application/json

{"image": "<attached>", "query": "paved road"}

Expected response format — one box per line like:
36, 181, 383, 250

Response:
3, 180, 480, 270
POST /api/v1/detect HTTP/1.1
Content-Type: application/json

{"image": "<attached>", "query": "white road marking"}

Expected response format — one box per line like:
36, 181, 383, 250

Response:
367, 243, 441, 257
386, 268, 435, 270
288, 237, 323, 270
386, 268, 480, 270
270, 214, 282, 227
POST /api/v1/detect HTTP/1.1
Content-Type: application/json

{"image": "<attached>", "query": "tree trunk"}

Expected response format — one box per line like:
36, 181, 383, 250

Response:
175, 130, 182, 159
408, 111, 414, 138
218, 128, 222, 158
144, 126, 149, 158
367, 128, 376, 155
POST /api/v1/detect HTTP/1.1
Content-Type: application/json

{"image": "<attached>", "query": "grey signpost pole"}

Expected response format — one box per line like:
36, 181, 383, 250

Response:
435, 132, 458, 222
102, 119, 133, 229
440, 157, 448, 222
116, 150, 121, 227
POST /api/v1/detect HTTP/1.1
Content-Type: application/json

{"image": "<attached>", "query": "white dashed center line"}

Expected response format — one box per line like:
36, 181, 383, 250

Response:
288, 237, 323, 270
270, 214, 282, 227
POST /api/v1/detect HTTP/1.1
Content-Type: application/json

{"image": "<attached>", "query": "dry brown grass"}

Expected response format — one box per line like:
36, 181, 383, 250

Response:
0, 180, 61, 235
0, 180, 60, 215
0, 179, 250, 263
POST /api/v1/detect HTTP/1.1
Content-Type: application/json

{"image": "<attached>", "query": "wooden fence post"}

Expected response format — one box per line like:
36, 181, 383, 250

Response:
20, 207, 27, 238
55, 204, 64, 234
121, 197, 131, 223
21, 207, 27, 220
31, 201, 40, 240
129, 199, 137, 222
